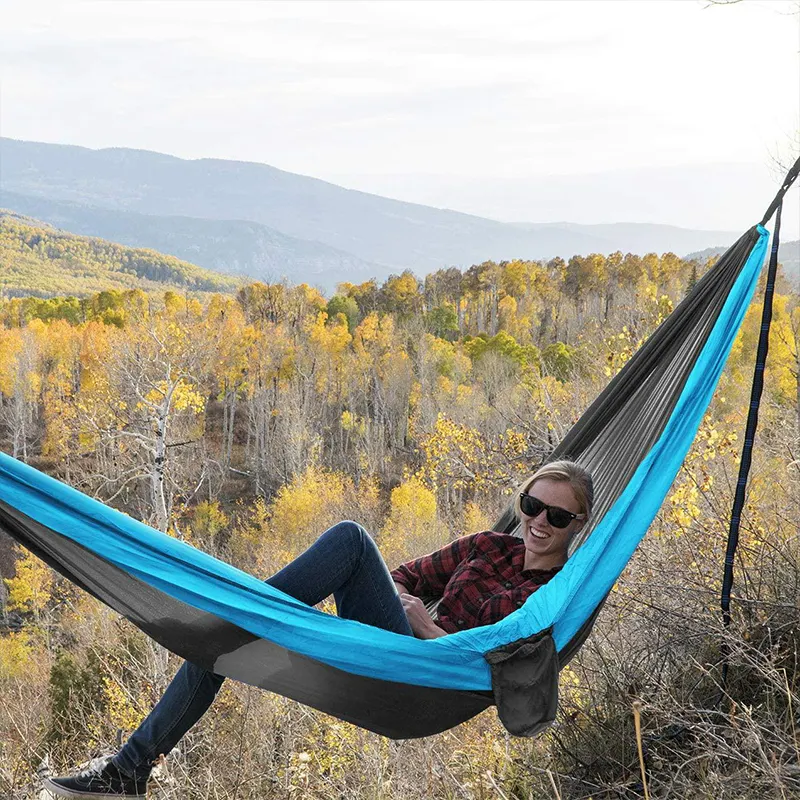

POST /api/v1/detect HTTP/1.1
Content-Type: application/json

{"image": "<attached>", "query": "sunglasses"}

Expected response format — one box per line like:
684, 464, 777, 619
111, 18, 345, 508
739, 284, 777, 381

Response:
519, 493, 585, 529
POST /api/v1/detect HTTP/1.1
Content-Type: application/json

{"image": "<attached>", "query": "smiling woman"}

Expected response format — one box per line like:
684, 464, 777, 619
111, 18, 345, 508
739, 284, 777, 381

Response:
391, 460, 594, 640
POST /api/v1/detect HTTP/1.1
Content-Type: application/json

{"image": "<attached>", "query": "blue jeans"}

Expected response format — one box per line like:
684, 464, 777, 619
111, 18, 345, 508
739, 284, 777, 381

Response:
113, 521, 412, 778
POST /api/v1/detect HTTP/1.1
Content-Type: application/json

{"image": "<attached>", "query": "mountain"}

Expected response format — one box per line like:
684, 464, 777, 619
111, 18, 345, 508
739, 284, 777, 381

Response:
685, 240, 800, 287
0, 138, 743, 286
0, 211, 240, 298
343, 163, 798, 239
0, 192, 383, 292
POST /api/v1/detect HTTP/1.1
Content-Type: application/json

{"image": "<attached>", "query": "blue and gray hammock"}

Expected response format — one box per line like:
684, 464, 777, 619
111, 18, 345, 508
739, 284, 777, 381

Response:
0, 161, 797, 738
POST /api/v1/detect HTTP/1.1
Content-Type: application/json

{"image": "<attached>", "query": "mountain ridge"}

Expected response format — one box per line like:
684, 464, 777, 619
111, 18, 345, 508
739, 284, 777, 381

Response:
1, 137, 746, 286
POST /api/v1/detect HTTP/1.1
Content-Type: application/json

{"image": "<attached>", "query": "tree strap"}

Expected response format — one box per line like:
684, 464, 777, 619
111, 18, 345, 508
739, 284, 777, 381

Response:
720, 155, 799, 685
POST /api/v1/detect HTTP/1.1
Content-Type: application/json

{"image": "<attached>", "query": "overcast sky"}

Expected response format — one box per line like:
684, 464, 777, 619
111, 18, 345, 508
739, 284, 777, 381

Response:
1, 0, 798, 236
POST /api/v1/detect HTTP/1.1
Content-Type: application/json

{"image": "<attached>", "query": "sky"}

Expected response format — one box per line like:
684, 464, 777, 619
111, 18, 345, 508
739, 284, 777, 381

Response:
1, 0, 799, 236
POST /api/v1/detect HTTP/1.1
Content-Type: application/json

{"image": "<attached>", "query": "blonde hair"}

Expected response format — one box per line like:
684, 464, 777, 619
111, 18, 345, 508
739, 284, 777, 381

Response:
513, 460, 594, 521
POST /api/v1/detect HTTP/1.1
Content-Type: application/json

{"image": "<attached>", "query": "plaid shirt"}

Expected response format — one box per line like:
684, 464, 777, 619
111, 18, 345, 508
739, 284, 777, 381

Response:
390, 531, 561, 634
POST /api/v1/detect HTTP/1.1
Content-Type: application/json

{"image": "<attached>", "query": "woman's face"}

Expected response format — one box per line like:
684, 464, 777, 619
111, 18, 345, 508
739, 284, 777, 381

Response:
519, 477, 584, 569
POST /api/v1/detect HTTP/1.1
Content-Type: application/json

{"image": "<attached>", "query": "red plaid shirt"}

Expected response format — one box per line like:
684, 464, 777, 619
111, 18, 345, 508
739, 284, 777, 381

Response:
390, 531, 561, 634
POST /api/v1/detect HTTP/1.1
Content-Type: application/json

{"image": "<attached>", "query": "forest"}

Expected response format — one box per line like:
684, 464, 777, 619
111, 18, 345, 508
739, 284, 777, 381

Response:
0, 213, 240, 299
1, 245, 799, 799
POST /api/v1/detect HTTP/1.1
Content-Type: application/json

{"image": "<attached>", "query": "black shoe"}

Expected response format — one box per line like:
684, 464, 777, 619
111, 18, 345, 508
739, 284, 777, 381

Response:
43, 758, 148, 798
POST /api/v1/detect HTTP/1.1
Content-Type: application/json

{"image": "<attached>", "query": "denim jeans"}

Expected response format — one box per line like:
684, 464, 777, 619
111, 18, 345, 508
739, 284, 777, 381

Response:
113, 521, 412, 778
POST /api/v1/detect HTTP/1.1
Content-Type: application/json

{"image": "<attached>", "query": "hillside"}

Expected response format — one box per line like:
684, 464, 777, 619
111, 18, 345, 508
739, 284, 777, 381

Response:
0, 212, 241, 298
0, 138, 741, 282
0, 192, 383, 293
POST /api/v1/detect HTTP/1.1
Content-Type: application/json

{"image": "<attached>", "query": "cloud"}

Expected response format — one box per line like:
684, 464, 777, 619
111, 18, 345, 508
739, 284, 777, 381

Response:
0, 0, 796, 231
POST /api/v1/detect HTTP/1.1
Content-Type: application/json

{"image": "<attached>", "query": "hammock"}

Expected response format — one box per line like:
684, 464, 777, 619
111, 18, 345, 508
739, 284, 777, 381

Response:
0, 162, 796, 739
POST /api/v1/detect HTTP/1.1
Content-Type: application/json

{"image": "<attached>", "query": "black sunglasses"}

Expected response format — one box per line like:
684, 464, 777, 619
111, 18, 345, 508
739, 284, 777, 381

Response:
519, 493, 585, 529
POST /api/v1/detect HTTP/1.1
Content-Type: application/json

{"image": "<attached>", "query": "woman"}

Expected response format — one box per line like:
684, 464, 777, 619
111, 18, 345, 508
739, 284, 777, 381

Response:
45, 460, 592, 799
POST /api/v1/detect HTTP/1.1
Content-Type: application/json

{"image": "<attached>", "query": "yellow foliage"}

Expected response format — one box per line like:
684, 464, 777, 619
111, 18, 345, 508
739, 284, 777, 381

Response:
463, 501, 493, 535
76, 321, 127, 449
653, 417, 743, 593
357, 475, 381, 515
306, 311, 353, 397
206, 298, 252, 396
0, 327, 23, 396
308, 311, 352, 358
408, 379, 422, 417
437, 375, 455, 394
498, 295, 520, 337
229, 497, 271, 568
0, 631, 34, 679
421, 333, 470, 382
269, 465, 352, 555
142, 379, 206, 413
247, 323, 296, 389
380, 474, 441, 563
5, 547, 54, 616
603, 324, 640, 378
0, 325, 42, 401
294, 282, 328, 313
354, 312, 395, 362
559, 663, 590, 710
340, 410, 365, 436
419, 414, 527, 495
301, 718, 362, 781
186, 501, 230, 552
727, 292, 798, 411
379, 349, 412, 392
103, 676, 147, 731
39, 320, 84, 459
455, 383, 474, 406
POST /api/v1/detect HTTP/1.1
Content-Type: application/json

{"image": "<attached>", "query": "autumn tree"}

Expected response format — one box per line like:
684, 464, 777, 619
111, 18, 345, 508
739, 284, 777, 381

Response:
205, 295, 252, 472
77, 298, 213, 531
326, 294, 360, 332
377, 271, 423, 319
424, 303, 459, 340
40, 320, 83, 481
338, 279, 379, 318
0, 323, 43, 460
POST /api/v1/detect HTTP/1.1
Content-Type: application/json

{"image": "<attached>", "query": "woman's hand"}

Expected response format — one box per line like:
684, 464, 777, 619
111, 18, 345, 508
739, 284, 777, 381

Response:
399, 593, 447, 639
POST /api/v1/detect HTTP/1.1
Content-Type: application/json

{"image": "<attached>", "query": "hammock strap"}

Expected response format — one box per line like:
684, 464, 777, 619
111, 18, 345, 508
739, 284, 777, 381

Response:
720, 200, 782, 684
760, 156, 800, 227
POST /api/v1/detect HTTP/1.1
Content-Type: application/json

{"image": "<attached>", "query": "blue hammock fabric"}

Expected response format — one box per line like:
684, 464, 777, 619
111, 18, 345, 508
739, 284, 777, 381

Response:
0, 224, 772, 736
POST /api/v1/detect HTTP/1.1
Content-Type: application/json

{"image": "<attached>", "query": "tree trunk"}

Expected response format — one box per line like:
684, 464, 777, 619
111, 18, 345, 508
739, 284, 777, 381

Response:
151, 404, 169, 532
489, 287, 498, 336
225, 389, 237, 469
